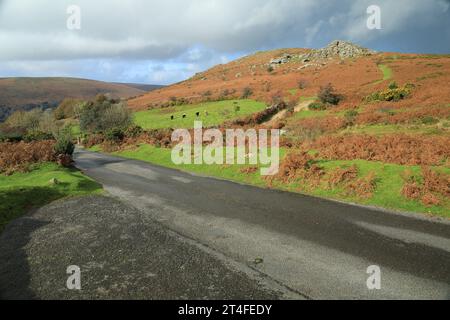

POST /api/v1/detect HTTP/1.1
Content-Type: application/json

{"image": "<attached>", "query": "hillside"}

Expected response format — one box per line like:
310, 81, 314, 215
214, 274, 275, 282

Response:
0, 77, 159, 122
129, 40, 450, 112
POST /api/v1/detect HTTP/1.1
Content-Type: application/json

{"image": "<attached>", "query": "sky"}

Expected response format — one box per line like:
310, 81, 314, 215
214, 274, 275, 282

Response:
0, 0, 449, 85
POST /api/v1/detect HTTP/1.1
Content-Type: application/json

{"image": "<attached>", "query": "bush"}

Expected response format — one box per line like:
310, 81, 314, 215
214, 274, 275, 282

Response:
241, 87, 253, 99
344, 110, 359, 126
365, 83, 414, 102
0, 141, 56, 174
309, 102, 327, 111
420, 116, 439, 125
0, 125, 25, 142
23, 131, 54, 142
318, 83, 341, 105
105, 128, 125, 142
388, 81, 398, 90
79, 98, 132, 134
125, 125, 143, 138
54, 98, 82, 120
54, 132, 75, 156
298, 80, 308, 89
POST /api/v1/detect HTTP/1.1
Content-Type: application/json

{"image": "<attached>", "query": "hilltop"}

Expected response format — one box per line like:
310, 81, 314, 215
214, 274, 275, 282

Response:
128, 41, 450, 112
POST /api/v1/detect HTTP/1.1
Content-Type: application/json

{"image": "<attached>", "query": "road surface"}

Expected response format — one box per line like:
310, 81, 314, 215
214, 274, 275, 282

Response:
71, 149, 450, 299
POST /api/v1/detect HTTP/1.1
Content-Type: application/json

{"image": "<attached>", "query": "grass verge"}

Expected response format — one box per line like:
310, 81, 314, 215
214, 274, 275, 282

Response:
0, 163, 102, 232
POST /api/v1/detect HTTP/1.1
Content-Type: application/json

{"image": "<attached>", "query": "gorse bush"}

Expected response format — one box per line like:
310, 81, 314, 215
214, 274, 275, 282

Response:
365, 83, 414, 102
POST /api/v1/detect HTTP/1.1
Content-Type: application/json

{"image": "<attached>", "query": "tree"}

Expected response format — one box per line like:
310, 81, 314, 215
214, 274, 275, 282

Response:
79, 98, 132, 134
318, 83, 342, 105
54, 98, 82, 120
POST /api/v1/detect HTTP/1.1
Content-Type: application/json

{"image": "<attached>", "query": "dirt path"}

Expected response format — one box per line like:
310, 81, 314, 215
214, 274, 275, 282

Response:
264, 100, 313, 127
294, 100, 313, 112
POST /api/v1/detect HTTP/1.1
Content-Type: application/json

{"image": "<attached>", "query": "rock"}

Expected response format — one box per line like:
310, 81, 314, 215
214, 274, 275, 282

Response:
49, 178, 59, 185
300, 40, 376, 62
270, 53, 293, 65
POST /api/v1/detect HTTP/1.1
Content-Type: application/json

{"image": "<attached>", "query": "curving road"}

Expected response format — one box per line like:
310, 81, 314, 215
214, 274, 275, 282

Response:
73, 149, 450, 300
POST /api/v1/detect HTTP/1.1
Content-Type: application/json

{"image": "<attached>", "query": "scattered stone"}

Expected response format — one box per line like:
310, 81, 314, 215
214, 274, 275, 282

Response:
300, 40, 376, 61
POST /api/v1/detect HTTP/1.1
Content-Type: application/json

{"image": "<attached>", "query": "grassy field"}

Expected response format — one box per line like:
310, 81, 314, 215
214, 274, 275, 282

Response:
134, 99, 267, 129
102, 144, 449, 218
0, 163, 102, 232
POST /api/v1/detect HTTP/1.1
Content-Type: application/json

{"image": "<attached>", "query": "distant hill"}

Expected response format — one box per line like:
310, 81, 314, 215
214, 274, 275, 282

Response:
114, 82, 165, 92
0, 77, 161, 122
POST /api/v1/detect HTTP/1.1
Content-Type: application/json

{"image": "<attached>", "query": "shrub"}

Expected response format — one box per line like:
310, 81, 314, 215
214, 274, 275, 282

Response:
54, 133, 75, 156
80, 99, 132, 134
241, 87, 253, 99
318, 83, 341, 105
401, 167, 449, 206
0, 141, 56, 174
105, 128, 125, 142
309, 102, 327, 111
420, 116, 439, 125
125, 125, 143, 138
365, 84, 414, 102
23, 131, 54, 142
0, 125, 25, 142
267, 66, 274, 73
312, 134, 450, 166
388, 81, 398, 90
344, 110, 359, 126
298, 80, 308, 89
54, 98, 82, 120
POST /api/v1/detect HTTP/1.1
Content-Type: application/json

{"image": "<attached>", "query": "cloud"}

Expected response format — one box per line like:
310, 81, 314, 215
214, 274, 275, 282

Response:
0, 0, 448, 83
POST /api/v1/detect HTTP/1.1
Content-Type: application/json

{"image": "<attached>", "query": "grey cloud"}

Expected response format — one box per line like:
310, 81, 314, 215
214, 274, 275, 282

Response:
0, 0, 448, 83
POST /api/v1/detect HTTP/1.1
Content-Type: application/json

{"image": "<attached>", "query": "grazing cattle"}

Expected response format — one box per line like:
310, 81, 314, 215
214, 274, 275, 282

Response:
182, 114, 187, 119
171, 115, 174, 120
196, 112, 200, 117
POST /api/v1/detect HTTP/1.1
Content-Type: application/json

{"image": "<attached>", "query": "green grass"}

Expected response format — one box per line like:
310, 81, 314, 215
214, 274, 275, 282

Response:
0, 163, 102, 232
134, 99, 266, 129
113, 144, 281, 188
96, 144, 450, 218
288, 88, 298, 96
372, 64, 393, 85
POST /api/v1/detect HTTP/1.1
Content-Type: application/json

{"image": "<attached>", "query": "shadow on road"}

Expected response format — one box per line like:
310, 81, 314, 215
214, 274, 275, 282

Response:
0, 215, 49, 299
